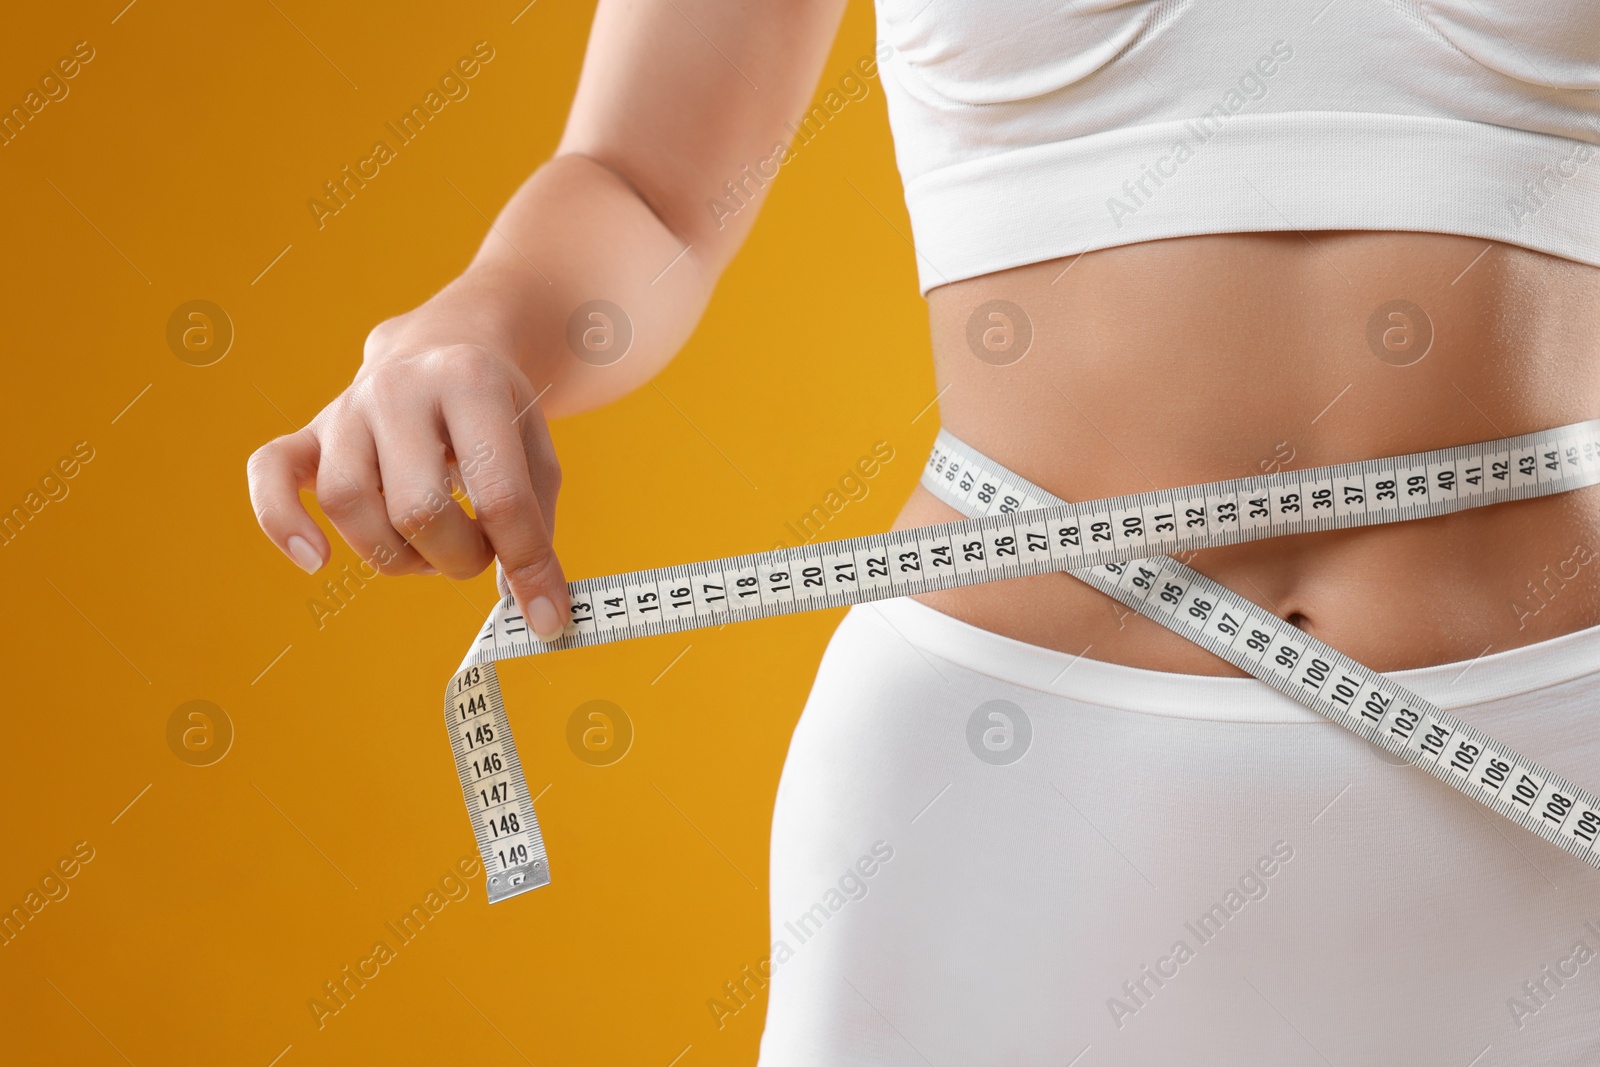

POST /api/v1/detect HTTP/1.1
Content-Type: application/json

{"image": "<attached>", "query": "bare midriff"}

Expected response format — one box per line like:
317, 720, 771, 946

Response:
892, 231, 1600, 675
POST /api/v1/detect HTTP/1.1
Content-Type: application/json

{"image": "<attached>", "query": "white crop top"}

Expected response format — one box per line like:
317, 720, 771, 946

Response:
874, 0, 1600, 294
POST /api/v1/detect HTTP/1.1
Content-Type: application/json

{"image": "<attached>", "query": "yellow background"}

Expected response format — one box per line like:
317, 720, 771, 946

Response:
0, 2, 932, 1063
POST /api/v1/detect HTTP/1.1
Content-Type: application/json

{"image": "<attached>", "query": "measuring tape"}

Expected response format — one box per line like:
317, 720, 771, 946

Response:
446, 419, 1600, 903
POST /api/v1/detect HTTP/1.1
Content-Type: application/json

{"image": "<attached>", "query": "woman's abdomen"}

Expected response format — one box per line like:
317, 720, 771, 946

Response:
897, 231, 1600, 674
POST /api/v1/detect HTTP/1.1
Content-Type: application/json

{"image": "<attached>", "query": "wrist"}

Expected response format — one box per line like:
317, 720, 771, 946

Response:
361, 268, 548, 383
446, 259, 578, 392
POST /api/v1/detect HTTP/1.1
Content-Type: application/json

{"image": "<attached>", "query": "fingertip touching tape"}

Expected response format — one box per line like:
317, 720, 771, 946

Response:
445, 419, 1600, 903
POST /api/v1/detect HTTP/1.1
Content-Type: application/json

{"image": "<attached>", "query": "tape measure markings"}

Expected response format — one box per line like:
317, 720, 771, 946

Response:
921, 426, 1600, 866
448, 661, 549, 901
446, 419, 1600, 902
467, 421, 1599, 661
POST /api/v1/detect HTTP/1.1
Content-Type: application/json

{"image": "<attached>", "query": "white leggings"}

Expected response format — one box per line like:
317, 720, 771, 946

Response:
759, 597, 1600, 1066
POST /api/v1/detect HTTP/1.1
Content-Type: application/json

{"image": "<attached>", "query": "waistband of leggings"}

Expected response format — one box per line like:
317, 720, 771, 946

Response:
859, 596, 1600, 724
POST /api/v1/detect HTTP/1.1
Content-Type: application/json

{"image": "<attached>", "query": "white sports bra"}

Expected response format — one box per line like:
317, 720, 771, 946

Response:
874, 0, 1600, 293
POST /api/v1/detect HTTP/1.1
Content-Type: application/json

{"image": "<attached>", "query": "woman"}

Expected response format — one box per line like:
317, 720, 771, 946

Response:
248, 1, 1600, 1062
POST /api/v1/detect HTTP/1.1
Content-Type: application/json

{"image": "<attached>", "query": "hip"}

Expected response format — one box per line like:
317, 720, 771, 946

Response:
760, 597, 1600, 1065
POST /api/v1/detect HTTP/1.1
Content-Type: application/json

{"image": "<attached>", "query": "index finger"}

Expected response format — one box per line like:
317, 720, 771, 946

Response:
443, 393, 569, 643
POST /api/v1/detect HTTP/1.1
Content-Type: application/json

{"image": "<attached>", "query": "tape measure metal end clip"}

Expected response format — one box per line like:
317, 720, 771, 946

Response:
487, 858, 551, 904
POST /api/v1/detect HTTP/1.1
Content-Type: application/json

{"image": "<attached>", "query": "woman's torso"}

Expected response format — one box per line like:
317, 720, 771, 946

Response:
893, 232, 1600, 674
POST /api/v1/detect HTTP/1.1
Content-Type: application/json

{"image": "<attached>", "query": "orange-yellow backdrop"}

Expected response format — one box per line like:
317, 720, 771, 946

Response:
0, 2, 934, 1064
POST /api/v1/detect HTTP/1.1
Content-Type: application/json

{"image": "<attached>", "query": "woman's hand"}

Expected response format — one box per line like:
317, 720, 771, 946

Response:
244, 0, 849, 642
247, 286, 571, 642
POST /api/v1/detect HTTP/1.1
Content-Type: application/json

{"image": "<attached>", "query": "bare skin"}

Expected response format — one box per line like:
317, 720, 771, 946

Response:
246, 0, 1600, 674
247, 0, 851, 639
897, 232, 1600, 674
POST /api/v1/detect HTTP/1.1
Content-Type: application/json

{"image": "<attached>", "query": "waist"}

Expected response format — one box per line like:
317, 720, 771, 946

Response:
898, 231, 1600, 674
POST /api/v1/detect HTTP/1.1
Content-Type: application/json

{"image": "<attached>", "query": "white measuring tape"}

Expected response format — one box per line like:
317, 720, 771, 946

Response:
446, 419, 1600, 903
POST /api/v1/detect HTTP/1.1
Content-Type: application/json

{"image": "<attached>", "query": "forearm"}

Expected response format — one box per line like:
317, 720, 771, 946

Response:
435, 152, 716, 418
260, 0, 850, 635
417, 0, 847, 418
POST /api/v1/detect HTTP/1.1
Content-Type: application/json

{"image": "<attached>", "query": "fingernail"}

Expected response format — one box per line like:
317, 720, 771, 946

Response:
418, 564, 440, 575
286, 535, 324, 575
528, 595, 563, 643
